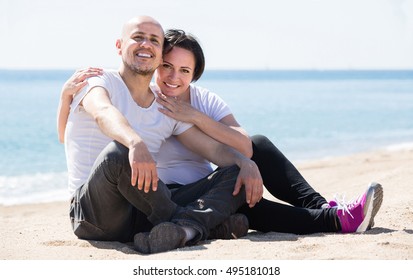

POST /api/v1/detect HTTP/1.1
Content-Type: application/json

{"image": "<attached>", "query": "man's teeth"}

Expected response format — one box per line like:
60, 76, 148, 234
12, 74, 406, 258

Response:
137, 53, 151, 58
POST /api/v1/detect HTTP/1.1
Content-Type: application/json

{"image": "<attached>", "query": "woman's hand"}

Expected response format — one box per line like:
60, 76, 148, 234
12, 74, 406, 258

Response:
62, 67, 103, 99
57, 67, 103, 143
156, 93, 199, 123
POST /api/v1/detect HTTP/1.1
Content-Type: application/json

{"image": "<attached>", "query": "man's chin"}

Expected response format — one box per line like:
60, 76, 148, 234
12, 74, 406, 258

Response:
133, 68, 155, 76
126, 63, 156, 76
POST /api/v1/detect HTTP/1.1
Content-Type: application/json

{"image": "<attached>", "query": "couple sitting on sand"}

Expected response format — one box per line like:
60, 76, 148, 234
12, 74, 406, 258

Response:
57, 15, 383, 254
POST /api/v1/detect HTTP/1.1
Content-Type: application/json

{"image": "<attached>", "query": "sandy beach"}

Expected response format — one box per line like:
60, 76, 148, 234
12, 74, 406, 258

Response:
1, 147, 413, 261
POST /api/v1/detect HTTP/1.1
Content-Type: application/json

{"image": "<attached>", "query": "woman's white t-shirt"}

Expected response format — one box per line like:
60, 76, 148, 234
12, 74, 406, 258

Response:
156, 84, 232, 185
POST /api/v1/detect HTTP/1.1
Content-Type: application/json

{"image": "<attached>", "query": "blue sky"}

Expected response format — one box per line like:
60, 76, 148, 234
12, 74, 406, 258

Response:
1, 0, 412, 70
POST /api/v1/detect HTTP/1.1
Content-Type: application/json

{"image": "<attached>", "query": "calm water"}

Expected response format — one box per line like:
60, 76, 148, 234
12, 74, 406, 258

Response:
0, 69, 412, 205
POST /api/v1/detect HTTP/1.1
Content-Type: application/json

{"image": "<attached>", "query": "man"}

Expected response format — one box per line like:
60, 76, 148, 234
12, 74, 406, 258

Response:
65, 16, 263, 254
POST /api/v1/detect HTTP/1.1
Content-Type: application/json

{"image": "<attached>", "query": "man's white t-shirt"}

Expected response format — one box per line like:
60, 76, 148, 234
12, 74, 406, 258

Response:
64, 70, 192, 196
156, 84, 232, 185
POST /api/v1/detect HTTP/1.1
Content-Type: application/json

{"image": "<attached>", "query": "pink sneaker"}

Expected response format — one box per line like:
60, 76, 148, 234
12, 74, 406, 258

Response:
333, 182, 383, 233
320, 200, 338, 209
328, 200, 338, 207
321, 201, 336, 208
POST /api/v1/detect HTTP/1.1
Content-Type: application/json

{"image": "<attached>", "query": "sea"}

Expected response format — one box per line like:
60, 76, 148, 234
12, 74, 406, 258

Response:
0, 69, 412, 206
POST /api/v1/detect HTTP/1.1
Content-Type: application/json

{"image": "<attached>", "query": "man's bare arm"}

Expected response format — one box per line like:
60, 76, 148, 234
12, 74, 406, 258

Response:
82, 86, 158, 192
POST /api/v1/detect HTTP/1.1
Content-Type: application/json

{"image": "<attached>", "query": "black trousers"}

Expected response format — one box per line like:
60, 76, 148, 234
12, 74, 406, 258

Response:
70, 141, 246, 243
238, 135, 340, 234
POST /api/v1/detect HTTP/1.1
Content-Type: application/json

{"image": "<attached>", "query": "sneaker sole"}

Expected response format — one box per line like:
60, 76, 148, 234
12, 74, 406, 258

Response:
367, 182, 383, 230
148, 222, 186, 254
356, 182, 382, 232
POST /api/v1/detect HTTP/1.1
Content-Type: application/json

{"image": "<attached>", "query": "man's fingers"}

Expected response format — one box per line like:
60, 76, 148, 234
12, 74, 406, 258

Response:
151, 169, 158, 192
131, 164, 158, 193
131, 167, 138, 186
136, 170, 144, 191
143, 170, 151, 193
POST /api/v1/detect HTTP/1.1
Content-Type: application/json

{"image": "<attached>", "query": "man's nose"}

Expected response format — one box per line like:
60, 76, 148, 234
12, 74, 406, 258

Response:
139, 38, 151, 47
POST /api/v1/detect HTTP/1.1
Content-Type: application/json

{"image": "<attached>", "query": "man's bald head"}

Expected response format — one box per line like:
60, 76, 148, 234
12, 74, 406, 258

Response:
121, 16, 164, 39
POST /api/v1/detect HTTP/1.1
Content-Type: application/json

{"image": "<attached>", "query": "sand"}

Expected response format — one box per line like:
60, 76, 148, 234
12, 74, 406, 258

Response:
1, 147, 413, 261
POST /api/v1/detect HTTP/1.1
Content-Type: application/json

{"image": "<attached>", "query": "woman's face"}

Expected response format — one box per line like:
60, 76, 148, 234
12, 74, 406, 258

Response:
155, 46, 195, 98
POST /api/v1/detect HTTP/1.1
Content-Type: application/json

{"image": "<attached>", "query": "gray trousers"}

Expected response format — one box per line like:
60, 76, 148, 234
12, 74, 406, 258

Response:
70, 141, 246, 243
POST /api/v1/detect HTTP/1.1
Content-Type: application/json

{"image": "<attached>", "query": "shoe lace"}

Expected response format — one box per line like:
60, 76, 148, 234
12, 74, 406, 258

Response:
332, 193, 359, 219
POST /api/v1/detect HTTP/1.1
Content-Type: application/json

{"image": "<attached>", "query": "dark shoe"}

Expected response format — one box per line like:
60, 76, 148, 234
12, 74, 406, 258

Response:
133, 232, 150, 254
209, 214, 249, 239
134, 222, 187, 254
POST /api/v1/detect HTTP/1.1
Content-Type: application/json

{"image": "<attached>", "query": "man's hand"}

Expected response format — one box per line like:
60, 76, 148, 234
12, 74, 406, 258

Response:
232, 159, 263, 208
128, 140, 158, 193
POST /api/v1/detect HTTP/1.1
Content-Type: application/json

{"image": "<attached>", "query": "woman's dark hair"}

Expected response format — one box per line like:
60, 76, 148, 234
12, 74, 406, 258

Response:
163, 29, 205, 82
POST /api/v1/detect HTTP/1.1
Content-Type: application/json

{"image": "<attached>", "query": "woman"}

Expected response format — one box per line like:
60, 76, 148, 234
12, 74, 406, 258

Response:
58, 29, 383, 236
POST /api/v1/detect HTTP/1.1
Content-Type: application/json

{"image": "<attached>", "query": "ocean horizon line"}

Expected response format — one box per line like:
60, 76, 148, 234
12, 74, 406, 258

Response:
1, 68, 412, 81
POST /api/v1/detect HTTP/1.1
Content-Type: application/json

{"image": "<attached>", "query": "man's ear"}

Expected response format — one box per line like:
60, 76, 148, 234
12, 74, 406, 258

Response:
115, 39, 122, 55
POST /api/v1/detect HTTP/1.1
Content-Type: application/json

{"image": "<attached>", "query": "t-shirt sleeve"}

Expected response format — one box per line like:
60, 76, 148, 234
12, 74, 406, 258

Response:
196, 86, 232, 122
207, 92, 232, 121
70, 73, 112, 113
172, 121, 193, 136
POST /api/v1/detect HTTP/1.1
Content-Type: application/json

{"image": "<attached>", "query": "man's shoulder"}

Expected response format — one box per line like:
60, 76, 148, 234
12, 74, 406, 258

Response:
102, 68, 119, 75
99, 69, 121, 81
87, 69, 125, 95
86, 69, 119, 85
